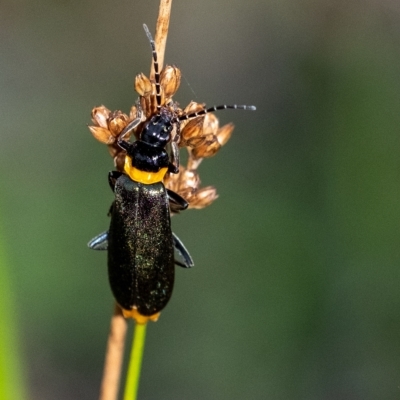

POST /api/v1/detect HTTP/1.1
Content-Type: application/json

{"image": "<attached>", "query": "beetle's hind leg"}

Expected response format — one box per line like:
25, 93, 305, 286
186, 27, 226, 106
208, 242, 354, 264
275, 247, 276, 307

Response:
173, 232, 194, 268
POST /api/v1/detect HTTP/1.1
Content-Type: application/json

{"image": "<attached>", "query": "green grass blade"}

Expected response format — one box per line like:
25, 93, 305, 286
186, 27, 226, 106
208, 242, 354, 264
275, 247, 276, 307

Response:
123, 322, 147, 400
0, 234, 28, 400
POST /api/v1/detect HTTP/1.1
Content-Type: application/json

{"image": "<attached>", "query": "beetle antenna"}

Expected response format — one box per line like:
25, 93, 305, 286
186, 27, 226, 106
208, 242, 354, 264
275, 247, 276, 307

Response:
143, 24, 161, 110
179, 104, 256, 121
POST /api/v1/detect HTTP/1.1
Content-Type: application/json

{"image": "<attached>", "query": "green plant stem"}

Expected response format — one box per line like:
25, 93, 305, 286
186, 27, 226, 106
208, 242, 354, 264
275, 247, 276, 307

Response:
123, 322, 147, 400
0, 232, 27, 400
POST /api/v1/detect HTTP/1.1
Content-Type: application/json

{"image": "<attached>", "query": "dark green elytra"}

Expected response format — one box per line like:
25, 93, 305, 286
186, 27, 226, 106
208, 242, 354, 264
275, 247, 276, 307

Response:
108, 174, 174, 316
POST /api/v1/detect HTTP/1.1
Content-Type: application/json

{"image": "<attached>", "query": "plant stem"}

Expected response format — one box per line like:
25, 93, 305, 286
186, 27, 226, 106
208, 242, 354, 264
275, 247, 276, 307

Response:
150, 0, 172, 80
0, 232, 28, 400
99, 304, 128, 400
123, 322, 147, 400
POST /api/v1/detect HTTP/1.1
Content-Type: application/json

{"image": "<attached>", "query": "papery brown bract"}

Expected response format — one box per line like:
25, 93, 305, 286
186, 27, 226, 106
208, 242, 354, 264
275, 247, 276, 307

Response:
191, 134, 221, 159
180, 117, 205, 148
91, 105, 111, 127
216, 123, 234, 146
89, 126, 115, 145
160, 65, 181, 100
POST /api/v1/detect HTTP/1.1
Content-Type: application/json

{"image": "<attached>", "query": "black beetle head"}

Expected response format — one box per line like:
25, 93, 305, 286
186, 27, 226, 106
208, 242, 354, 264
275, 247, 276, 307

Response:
141, 113, 173, 148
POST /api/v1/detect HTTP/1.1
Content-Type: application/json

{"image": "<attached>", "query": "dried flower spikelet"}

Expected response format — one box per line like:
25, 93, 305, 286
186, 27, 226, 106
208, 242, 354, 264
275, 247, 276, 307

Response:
91, 105, 111, 128
160, 65, 181, 99
108, 111, 129, 137
191, 134, 221, 159
202, 113, 219, 136
183, 101, 205, 115
163, 173, 179, 193
135, 73, 152, 97
164, 167, 202, 205
89, 126, 115, 145
189, 187, 219, 209
179, 101, 205, 132
180, 117, 205, 148
216, 122, 235, 146
179, 169, 201, 191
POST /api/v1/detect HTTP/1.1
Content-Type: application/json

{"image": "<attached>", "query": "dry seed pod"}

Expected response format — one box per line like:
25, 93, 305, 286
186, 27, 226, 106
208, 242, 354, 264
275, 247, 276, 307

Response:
179, 169, 201, 191
135, 73, 153, 97
180, 117, 204, 147
202, 113, 219, 136
216, 123, 235, 146
160, 65, 181, 99
163, 173, 180, 193
186, 136, 207, 148
179, 101, 205, 133
89, 126, 115, 145
182, 101, 205, 115
108, 112, 129, 137
91, 105, 111, 128
189, 187, 219, 209
177, 188, 195, 202
192, 134, 221, 158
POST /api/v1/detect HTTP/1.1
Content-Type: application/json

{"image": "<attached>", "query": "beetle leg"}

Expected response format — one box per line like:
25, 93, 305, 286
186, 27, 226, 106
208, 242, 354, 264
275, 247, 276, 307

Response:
108, 171, 123, 192
170, 141, 180, 171
88, 231, 108, 250
167, 189, 188, 211
173, 232, 194, 268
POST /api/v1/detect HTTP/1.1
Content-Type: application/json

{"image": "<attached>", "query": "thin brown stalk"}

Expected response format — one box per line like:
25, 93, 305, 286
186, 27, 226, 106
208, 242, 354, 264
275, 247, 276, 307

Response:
99, 304, 128, 400
150, 0, 173, 80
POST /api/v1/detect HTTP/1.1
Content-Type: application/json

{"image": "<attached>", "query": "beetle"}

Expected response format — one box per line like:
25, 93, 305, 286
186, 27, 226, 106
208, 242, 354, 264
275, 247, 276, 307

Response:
88, 121, 193, 317
88, 24, 255, 318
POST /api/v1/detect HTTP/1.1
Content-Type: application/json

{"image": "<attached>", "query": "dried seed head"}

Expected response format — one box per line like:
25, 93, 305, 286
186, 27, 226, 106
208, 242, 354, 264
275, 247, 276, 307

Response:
163, 171, 180, 193
135, 73, 153, 97
182, 101, 205, 115
180, 117, 205, 147
108, 112, 129, 137
91, 105, 111, 128
202, 113, 219, 136
89, 126, 115, 145
160, 65, 181, 99
191, 134, 221, 159
216, 123, 235, 146
179, 168, 201, 190
189, 187, 219, 209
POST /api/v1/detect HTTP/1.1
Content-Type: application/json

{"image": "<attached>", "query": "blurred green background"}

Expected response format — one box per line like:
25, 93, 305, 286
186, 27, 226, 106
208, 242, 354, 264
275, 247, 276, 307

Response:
2, 0, 400, 399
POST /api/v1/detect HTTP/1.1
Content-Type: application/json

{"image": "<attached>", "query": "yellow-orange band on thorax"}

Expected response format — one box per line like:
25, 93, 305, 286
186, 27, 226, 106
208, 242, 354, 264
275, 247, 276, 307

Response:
124, 156, 168, 184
